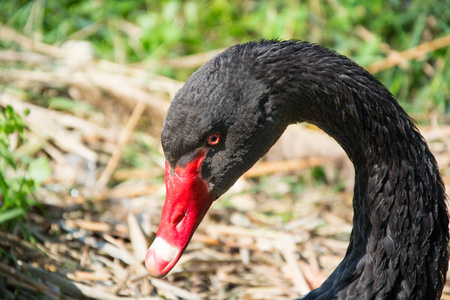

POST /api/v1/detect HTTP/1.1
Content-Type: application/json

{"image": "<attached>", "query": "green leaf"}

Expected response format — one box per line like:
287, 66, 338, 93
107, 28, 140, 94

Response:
0, 207, 24, 224
0, 172, 10, 205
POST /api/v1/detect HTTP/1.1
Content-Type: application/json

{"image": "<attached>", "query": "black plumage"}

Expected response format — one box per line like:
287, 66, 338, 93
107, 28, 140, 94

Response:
161, 40, 449, 299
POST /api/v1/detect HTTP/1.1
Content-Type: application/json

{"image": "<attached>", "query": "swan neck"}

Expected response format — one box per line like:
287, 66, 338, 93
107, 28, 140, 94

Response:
266, 52, 449, 299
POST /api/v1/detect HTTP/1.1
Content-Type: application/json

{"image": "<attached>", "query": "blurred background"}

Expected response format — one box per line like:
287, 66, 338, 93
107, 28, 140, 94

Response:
0, 1, 449, 299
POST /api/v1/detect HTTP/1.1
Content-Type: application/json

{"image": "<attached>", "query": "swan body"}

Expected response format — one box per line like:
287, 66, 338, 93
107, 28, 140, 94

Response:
146, 40, 449, 299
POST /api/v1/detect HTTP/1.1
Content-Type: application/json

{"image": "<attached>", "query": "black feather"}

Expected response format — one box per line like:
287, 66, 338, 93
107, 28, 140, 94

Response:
162, 40, 449, 299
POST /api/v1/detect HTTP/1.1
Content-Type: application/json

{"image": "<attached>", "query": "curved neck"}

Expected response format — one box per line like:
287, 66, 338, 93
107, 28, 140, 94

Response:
306, 85, 447, 299
256, 44, 449, 299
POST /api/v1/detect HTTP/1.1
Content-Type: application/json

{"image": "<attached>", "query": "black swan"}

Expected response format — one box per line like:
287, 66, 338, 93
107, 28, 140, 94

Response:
145, 40, 449, 299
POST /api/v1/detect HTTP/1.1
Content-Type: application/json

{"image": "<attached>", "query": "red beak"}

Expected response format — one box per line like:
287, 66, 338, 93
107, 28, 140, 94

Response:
145, 149, 215, 277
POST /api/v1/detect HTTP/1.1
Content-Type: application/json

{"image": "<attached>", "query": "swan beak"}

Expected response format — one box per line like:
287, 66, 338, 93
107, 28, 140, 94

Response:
145, 150, 215, 277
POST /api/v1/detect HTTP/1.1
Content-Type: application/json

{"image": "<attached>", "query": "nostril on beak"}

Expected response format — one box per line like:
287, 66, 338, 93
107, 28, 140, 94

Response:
173, 211, 186, 228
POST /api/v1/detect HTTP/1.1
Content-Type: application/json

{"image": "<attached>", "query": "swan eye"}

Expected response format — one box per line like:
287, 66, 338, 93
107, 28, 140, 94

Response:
207, 134, 220, 146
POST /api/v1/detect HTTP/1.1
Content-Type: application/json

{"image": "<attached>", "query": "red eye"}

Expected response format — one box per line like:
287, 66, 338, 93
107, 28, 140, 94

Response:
207, 134, 220, 146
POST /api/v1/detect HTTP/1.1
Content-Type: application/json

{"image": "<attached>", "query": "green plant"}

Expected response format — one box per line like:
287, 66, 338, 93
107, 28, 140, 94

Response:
0, 105, 46, 232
